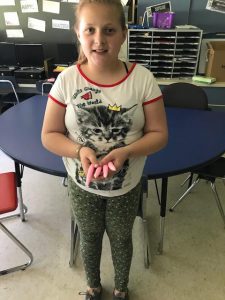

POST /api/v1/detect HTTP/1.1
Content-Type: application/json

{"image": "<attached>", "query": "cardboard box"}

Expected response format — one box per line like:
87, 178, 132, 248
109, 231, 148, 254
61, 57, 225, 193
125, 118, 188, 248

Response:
205, 41, 225, 82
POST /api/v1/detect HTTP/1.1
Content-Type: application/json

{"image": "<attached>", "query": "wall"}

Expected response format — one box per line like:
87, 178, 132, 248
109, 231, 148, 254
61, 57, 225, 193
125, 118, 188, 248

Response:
138, 0, 225, 33
0, 1, 77, 59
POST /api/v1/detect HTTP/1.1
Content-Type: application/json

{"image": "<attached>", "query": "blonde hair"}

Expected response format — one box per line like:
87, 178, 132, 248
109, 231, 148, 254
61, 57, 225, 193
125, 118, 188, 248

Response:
74, 0, 126, 65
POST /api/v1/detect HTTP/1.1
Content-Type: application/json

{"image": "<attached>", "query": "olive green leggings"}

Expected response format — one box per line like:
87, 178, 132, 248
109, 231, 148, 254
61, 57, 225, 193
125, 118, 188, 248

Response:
68, 177, 141, 292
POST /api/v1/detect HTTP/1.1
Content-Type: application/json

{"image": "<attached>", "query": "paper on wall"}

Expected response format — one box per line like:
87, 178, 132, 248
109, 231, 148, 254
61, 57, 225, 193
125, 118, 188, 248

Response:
206, 0, 225, 14
52, 19, 70, 30
20, 0, 39, 13
121, 0, 128, 6
28, 17, 46, 32
146, 1, 171, 17
43, 0, 60, 14
0, 0, 15, 6
4, 12, 20, 26
6, 29, 24, 38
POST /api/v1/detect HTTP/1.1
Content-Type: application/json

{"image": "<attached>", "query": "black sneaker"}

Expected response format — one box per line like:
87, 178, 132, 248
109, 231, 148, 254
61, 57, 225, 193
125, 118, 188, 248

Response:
112, 289, 129, 300
79, 285, 102, 300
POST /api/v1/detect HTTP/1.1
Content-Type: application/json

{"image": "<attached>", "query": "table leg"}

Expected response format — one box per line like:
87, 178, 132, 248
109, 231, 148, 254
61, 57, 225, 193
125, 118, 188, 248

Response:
158, 177, 168, 254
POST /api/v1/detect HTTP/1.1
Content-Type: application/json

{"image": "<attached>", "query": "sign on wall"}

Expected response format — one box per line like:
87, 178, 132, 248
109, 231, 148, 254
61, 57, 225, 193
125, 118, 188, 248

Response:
146, 1, 171, 17
206, 0, 225, 14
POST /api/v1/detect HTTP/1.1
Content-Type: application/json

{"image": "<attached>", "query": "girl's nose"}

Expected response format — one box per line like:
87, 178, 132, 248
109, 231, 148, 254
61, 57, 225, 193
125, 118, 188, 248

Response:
94, 30, 105, 45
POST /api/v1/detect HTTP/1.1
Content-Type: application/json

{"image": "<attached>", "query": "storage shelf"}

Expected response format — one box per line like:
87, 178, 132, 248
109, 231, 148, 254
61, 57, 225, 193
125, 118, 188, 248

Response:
128, 28, 203, 79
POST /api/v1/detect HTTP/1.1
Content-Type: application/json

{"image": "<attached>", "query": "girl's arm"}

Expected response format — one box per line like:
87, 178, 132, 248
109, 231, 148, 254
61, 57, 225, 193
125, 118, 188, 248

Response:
41, 99, 99, 173
41, 99, 81, 158
125, 97, 168, 157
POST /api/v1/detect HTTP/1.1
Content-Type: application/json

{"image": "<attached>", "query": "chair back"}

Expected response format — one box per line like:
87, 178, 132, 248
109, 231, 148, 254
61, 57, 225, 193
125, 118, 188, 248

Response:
0, 172, 17, 214
0, 76, 20, 104
36, 80, 53, 96
162, 82, 209, 110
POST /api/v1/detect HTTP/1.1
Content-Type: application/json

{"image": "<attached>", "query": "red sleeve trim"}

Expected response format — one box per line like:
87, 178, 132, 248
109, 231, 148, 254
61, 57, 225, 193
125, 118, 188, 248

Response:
143, 95, 162, 106
48, 94, 67, 108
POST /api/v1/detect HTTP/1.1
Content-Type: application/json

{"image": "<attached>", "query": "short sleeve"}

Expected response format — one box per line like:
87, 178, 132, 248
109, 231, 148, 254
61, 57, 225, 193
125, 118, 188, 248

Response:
142, 68, 162, 106
48, 72, 67, 107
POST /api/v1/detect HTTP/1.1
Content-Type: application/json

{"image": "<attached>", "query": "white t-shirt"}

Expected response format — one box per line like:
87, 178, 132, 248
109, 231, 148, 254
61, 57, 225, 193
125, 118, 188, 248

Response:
49, 63, 162, 197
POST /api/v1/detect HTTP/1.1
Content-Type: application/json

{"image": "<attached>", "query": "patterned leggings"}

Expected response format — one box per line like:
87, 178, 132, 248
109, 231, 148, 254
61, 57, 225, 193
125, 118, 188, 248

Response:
68, 177, 141, 292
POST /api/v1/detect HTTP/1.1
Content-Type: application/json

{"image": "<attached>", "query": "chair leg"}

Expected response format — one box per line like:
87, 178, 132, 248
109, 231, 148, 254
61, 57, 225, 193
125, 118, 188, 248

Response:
69, 218, 79, 268
210, 182, 225, 227
0, 222, 33, 276
169, 178, 200, 212
180, 173, 192, 187
180, 173, 194, 187
141, 185, 151, 268
0, 187, 27, 222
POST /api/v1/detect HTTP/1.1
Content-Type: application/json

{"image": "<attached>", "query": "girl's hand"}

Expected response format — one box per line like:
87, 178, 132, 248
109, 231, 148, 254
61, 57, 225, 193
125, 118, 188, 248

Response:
79, 147, 99, 176
100, 147, 130, 178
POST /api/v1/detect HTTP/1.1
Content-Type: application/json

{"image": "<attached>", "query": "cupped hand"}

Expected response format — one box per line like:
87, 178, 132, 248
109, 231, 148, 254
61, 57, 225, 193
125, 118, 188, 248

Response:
79, 147, 99, 176
100, 147, 130, 178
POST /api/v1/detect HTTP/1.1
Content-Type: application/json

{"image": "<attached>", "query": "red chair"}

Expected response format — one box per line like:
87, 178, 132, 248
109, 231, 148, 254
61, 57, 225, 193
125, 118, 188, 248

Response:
0, 172, 33, 276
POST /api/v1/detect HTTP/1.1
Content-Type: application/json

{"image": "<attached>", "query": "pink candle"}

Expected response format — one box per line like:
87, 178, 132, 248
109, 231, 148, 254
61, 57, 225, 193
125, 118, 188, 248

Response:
86, 164, 95, 187
108, 161, 116, 171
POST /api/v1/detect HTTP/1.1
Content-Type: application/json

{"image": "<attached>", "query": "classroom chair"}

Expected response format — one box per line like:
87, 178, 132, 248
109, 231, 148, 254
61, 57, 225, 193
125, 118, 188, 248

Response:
0, 171, 33, 276
0, 76, 36, 114
169, 157, 225, 227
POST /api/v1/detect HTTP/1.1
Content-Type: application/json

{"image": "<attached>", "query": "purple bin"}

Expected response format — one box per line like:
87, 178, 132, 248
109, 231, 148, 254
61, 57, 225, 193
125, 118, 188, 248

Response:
152, 12, 175, 29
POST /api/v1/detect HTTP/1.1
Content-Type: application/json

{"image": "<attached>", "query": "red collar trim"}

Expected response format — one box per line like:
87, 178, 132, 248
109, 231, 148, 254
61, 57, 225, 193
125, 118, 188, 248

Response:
77, 63, 136, 87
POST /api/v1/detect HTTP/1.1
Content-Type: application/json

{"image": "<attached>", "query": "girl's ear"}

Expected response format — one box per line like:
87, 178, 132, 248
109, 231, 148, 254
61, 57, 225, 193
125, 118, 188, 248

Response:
122, 27, 128, 43
74, 26, 80, 41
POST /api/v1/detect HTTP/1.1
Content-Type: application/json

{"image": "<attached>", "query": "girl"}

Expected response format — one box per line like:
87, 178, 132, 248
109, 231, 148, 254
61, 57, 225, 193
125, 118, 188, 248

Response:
41, 0, 168, 299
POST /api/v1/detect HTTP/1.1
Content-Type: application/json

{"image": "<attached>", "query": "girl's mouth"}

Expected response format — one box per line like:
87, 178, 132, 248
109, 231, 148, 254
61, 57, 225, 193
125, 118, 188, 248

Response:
93, 49, 107, 53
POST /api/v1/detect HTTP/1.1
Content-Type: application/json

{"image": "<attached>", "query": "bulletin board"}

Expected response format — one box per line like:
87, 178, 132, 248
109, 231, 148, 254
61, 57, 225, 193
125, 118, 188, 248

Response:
0, 0, 78, 58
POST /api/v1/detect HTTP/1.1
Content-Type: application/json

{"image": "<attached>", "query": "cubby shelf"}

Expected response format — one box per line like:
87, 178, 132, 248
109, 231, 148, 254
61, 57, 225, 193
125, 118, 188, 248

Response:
128, 28, 203, 79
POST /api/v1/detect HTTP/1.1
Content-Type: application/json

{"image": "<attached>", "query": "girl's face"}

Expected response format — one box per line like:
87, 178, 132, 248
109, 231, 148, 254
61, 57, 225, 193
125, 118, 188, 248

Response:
76, 3, 127, 68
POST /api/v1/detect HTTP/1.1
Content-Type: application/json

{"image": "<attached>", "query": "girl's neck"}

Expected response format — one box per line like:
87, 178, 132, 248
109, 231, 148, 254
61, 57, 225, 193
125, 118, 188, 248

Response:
80, 60, 127, 85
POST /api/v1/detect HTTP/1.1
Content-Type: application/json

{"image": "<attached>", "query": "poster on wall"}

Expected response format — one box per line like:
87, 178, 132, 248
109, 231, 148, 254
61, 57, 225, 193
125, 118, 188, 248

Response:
20, 0, 39, 13
52, 19, 70, 30
206, 0, 225, 13
4, 12, 20, 26
0, 0, 15, 6
43, 0, 60, 13
6, 29, 24, 38
28, 17, 46, 32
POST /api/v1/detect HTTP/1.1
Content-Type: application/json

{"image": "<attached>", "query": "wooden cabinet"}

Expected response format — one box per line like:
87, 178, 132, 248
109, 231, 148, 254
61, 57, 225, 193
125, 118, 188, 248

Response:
128, 28, 203, 79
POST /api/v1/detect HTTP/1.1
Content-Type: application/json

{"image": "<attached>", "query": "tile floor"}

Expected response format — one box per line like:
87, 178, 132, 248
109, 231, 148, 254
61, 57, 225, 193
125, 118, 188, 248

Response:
0, 150, 225, 300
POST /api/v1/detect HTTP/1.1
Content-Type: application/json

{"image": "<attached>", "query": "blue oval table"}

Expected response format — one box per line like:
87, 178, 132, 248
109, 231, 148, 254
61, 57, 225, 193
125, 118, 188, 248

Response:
1, 95, 225, 253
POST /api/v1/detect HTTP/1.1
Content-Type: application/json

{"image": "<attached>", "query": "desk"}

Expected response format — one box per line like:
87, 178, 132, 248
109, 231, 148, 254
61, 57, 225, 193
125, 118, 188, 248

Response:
1, 95, 225, 253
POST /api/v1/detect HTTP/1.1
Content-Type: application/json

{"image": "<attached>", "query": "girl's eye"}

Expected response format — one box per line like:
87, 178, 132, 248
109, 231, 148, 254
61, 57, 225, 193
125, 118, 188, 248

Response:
86, 27, 94, 34
104, 28, 115, 35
